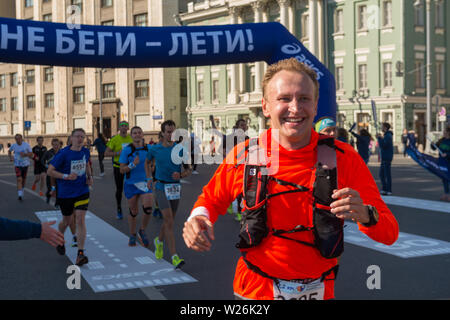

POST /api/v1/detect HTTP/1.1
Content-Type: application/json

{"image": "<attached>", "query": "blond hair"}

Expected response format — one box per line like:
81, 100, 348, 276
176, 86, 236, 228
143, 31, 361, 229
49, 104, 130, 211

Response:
262, 58, 319, 101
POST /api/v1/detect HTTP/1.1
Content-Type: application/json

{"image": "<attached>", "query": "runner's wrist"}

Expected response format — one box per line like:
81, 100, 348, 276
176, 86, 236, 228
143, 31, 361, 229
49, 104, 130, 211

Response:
128, 162, 136, 170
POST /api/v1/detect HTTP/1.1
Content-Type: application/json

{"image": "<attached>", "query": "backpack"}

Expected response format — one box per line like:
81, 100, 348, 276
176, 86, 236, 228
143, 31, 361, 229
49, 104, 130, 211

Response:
236, 135, 344, 260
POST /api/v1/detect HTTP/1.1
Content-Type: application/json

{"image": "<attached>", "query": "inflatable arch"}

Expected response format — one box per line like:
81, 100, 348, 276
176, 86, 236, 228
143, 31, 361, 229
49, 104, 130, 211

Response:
0, 17, 336, 121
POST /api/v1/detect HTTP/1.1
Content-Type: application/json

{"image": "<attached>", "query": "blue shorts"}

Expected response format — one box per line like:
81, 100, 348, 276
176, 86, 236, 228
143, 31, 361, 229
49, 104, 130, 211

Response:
123, 182, 152, 200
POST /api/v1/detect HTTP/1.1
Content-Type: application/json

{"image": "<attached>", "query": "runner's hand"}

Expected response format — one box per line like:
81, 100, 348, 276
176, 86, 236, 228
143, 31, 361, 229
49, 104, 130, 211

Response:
67, 173, 78, 180
183, 216, 215, 252
146, 180, 153, 190
133, 155, 140, 166
172, 172, 181, 180
86, 175, 93, 186
330, 188, 370, 224
40, 221, 65, 247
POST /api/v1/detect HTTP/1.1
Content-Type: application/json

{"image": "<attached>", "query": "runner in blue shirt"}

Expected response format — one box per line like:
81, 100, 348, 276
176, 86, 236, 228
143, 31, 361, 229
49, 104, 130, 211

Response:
119, 126, 153, 248
47, 128, 93, 267
146, 120, 191, 268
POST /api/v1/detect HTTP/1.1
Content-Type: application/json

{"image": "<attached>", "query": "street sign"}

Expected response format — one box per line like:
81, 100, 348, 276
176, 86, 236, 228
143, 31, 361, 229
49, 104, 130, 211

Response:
152, 115, 163, 120
24, 121, 31, 130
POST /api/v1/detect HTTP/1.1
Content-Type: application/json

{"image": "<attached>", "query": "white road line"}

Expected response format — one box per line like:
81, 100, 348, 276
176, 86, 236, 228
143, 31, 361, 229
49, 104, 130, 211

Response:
382, 195, 450, 213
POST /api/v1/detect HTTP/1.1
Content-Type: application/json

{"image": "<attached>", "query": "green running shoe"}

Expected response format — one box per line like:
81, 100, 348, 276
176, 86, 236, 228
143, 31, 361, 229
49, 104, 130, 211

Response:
172, 254, 185, 269
154, 237, 163, 259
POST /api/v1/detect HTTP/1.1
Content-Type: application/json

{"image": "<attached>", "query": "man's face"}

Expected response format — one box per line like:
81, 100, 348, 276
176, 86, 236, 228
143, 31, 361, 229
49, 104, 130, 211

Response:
237, 120, 248, 132
119, 123, 129, 135
52, 140, 60, 150
320, 126, 337, 137
37, 138, 43, 146
162, 125, 175, 142
131, 128, 143, 142
262, 70, 318, 148
15, 135, 22, 144
71, 131, 85, 147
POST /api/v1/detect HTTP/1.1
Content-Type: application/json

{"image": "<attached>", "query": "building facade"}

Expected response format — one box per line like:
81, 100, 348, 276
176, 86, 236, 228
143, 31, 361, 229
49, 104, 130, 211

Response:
0, 0, 188, 144
180, 0, 450, 150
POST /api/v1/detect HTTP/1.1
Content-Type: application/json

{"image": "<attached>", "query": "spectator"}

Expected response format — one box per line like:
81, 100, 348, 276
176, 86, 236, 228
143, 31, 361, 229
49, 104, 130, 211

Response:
336, 127, 349, 143
377, 123, 394, 195
92, 133, 107, 177
431, 126, 450, 202
350, 128, 373, 164
314, 117, 337, 137
0, 217, 64, 247
401, 129, 408, 157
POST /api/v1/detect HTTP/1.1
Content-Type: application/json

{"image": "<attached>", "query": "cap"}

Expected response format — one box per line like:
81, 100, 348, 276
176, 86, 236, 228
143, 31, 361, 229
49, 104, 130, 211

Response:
315, 117, 336, 132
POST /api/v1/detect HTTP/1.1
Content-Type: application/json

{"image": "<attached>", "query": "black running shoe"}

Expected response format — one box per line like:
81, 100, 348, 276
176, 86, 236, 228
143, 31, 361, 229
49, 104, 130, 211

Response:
76, 252, 89, 267
18, 196, 22, 201
56, 244, 65, 255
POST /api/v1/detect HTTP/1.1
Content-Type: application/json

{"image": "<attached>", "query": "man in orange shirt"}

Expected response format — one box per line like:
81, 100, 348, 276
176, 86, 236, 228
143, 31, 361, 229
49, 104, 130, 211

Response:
183, 58, 399, 300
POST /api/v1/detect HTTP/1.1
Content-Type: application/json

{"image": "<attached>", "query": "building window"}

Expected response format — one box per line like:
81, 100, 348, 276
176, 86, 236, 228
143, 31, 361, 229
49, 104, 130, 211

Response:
212, 79, 219, 102
356, 112, 371, 132
73, 86, 85, 103
435, 0, 444, 28
0, 74, 5, 88
101, 0, 113, 8
414, 4, 424, 26
301, 14, 309, 39
73, 67, 84, 74
45, 93, 54, 108
11, 97, 18, 111
436, 62, 445, 89
26, 69, 34, 83
11, 72, 18, 87
0, 98, 6, 112
415, 60, 425, 88
180, 78, 187, 97
102, 83, 115, 99
334, 9, 344, 33
24, 0, 33, 8
197, 81, 204, 103
335, 66, 344, 90
134, 13, 148, 27
358, 64, 368, 89
101, 20, 114, 26
382, 1, 392, 27
44, 67, 53, 82
27, 95, 35, 109
358, 5, 368, 30
42, 13, 52, 22
383, 62, 392, 88
135, 80, 149, 98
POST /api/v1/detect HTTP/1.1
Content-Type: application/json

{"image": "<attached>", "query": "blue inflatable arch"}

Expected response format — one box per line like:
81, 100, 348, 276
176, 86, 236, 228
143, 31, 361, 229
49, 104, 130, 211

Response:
0, 17, 336, 121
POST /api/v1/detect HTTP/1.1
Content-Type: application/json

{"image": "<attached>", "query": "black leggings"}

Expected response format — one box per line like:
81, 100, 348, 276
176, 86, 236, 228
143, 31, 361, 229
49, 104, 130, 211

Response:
98, 152, 105, 173
113, 166, 125, 211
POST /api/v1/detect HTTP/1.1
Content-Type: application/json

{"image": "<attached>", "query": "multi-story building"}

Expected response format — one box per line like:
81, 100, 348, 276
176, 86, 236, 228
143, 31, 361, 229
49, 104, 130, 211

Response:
180, 0, 450, 150
0, 0, 189, 144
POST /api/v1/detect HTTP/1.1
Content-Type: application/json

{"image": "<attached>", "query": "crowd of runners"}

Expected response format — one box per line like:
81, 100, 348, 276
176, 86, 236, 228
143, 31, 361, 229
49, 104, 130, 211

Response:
6, 120, 191, 269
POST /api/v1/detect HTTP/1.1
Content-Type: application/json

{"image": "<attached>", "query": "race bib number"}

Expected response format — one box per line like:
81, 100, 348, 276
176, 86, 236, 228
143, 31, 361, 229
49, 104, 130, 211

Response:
164, 183, 181, 200
273, 278, 325, 300
70, 159, 86, 176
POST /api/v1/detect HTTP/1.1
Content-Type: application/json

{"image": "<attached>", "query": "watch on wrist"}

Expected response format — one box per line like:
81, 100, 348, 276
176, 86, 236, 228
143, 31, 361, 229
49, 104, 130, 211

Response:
362, 205, 379, 227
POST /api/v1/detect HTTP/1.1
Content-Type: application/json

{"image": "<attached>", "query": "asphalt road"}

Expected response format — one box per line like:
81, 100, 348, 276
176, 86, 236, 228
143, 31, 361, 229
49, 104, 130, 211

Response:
0, 153, 448, 300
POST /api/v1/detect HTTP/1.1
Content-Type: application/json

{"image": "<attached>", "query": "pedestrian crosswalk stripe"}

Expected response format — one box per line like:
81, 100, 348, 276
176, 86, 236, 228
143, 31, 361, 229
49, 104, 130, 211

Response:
35, 210, 196, 293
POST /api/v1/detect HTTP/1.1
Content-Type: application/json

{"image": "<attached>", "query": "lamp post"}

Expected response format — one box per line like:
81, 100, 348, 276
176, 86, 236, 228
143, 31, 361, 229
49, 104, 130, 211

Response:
96, 68, 105, 135
414, 0, 433, 152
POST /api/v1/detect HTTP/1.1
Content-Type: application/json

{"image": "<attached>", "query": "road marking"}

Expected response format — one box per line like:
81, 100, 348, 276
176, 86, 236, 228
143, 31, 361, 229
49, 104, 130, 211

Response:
344, 222, 450, 258
35, 210, 196, 295
382, 195, 450, 213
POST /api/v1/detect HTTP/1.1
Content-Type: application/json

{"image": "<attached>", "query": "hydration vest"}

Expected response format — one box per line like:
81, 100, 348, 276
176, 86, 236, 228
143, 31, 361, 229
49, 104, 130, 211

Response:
236, 135, 345, 260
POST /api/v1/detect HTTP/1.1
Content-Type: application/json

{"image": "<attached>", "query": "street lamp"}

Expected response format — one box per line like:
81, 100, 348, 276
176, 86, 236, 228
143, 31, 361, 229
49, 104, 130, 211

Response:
414, 0, 433, 152
96, 68, 106, 135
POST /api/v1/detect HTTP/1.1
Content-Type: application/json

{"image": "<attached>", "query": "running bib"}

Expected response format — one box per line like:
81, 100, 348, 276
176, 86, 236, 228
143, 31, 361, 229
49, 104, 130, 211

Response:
273, 278, 325, 300
70, 159, 86, 176
164, 183, 181, 200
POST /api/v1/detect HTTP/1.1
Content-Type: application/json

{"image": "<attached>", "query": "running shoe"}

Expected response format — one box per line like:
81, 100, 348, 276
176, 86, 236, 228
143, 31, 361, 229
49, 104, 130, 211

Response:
129, 235, 137, 247
76, 252, 89, 267
39, 191, 44, 197
234, 212, 242, 222
137, 229, 150, 248
154, 237, 163, 259
18, 196, 23, 201
71, 236, 78, 247
56, 244, 65, 255
31, 184, 36, 191
117, 209, 123, 220
172, 254, 185, 269
152, 208, 162, 219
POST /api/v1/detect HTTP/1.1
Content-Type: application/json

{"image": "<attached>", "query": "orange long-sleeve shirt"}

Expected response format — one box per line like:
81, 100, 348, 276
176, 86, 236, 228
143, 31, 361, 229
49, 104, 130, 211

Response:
190, 129, 399, 299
